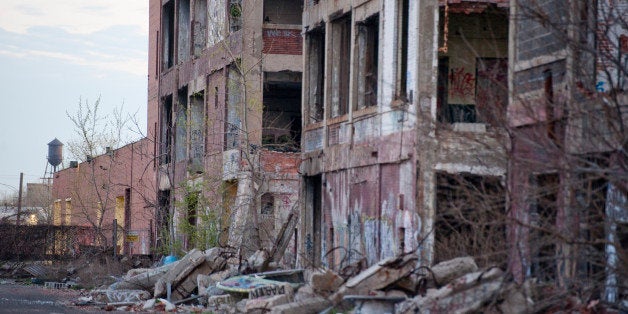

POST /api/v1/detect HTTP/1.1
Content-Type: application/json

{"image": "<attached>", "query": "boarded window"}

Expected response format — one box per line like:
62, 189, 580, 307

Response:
306, 28, 325, 124
356, 14, 379, 110
330, 14, 351, 117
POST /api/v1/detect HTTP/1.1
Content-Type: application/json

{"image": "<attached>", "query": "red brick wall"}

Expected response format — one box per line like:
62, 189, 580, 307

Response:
262, 28, 303, 55
52, 138, 156, 254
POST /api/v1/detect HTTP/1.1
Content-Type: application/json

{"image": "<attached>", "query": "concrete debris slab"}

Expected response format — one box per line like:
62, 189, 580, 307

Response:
269, 296, 332, 314
91, 289, 151, 303
110, 261, 179, 291
330, 254, 417, 304
245, 294, 290, 312
309, 269, 343, 297
429, 256, 478, 287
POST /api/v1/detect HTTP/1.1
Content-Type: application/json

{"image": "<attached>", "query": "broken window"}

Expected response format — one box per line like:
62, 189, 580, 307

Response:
263, 0, 302, 24
178, 0, 191, 62
190, 91, 205, 170
229, 0, 242, 32
529, 173, 559, 282
395, 0, 409, 101
330, 14, 351, 117
162, 1, 175, 69
225, 65, 241, 150
193, 0, 207, 56
306, 27, 325, 124
356, 14, 379, 110
262, 71, 302, 151
434, 173, 507, 268
175, 87, 188, 162
160, 95, 173, 164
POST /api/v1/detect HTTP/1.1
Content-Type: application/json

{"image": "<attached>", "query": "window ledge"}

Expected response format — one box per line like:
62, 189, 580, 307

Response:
353, 106, 378, 119
328, 114, 349, 125
452, 123, 486, 133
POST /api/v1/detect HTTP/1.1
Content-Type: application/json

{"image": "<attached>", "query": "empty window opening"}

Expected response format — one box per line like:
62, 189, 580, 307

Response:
263, 0, 302, 24
225, 66, 241, 150
305, 175, 322, 266
434, 173, 506, 267
263, 71, 302, 152
356, 14, 379, 110
176, 87, 189, 162
229, 0, 242, 32
399, 227, 406, 253
306, 27, 325, 124
160, 95, 173, 164
178, 0, 191, 62
437, 10, 509, 124
193, 0, 207, 56
156, 190, 171, 249
186, 191, 199, 226
124, 188, 131, 254
190, 91, 205, 170
162, 2, 175, 69
395, 0, 409, 101
530, 173, 559, 282
330, 14, 351, 117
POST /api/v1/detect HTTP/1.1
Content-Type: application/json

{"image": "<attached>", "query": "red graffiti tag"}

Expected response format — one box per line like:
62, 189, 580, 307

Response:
449, 67, 475, 99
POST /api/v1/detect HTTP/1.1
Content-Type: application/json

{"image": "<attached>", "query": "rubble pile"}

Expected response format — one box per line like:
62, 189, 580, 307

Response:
70, 251, 549, 313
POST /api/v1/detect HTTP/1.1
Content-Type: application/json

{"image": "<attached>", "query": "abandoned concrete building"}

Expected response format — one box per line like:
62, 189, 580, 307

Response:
300, 0, 510, 270
143, 0, 626, 303
147, 0, 303, 261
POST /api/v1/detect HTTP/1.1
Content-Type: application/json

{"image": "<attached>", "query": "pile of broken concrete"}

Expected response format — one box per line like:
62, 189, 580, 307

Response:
80, 249, 539, 313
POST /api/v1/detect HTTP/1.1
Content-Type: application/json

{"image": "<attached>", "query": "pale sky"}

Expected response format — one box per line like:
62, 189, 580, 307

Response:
0, 1, 149, 197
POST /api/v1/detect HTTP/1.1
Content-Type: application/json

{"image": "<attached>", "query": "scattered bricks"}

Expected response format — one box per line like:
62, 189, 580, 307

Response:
245, 294, 290, 312
429, 256, 478, 287
269, 297, 332, 314
329, 254, 418, 305
309, 269, 343, 297
90, 289, 151, 303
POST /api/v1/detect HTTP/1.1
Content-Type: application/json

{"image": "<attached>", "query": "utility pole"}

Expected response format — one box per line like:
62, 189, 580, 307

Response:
16, 172, 23, 226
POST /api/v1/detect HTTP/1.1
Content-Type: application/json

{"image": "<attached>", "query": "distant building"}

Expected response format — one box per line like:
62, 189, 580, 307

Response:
52, 138, 156, 255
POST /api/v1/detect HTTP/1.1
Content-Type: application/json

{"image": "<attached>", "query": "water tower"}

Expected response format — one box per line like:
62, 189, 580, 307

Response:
44, 138, 63, 180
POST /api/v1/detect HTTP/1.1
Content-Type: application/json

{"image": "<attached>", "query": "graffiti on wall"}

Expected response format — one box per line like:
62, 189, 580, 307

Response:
449, 67, 476, 102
